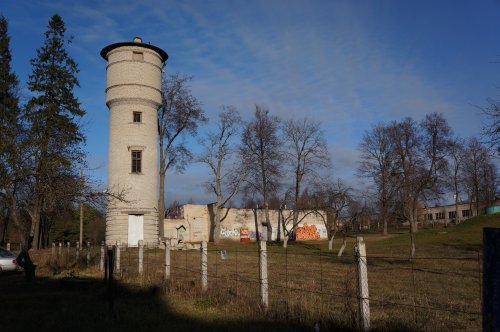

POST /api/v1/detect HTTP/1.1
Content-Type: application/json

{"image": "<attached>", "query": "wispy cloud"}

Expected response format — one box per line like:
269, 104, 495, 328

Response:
3, 0, 498, 204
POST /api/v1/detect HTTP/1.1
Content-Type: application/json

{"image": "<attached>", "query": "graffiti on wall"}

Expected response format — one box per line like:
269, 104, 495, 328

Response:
317, 225, 327, 238
240, 228, 250, 242
296, 223, 320, 240
221, 227, 239, 237
249, 231, 261, 239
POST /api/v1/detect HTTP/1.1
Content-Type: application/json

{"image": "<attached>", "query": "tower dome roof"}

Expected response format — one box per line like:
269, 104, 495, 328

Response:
100, 40, 168, 62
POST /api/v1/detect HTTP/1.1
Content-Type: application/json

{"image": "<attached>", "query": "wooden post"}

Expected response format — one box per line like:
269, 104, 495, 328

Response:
355, 237, 370, 332
138, 240, 144, 275
100, 241, 105, 272
259, 240, 269, 309
201, 241, 208, 292
86, 242, 91, 268
483, 228, 500, 331
115, 240, 121, 272
51, 242, 55, 260
164, 239, 171, 281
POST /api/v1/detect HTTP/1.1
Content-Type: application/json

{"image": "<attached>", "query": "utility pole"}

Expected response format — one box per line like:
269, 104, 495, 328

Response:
79, 169, 83, 246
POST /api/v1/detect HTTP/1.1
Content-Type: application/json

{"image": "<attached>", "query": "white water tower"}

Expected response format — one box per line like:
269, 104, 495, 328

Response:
101, 37, 168, 246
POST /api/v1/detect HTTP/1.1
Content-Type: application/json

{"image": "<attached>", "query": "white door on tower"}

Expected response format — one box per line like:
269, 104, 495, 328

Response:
128, 214, 144, 247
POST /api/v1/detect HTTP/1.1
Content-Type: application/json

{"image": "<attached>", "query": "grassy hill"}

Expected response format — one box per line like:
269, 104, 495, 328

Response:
365, 213, 500, 256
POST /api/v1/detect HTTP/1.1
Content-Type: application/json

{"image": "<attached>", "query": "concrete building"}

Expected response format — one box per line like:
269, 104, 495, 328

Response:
101, 38, 168, 246
418, 200, 499, 225
163, 201, 499, 245
164, 204, 329, 244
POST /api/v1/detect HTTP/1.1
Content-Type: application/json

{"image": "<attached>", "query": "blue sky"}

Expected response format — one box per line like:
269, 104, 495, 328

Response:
2, 0, 500, 205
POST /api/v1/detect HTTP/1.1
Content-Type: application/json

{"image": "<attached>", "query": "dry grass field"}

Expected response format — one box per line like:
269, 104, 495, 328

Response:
1, 213, 498, 331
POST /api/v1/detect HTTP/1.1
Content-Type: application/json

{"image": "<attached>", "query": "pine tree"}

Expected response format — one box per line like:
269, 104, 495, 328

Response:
0, 16, 22, 244
25, 14, 85, 249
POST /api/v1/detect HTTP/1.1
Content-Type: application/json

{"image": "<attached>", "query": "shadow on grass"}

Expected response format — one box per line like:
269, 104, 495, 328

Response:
438, 242, 482, 253
0, 270, 434, 332
0, 273, 359, 332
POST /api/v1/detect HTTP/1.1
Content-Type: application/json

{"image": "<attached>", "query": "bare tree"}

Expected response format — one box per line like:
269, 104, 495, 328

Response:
390, 113, 451, 258
462, 137, 497, 215
198, 106, 246, 242
358, 123, 396, 235
480, 97, 499, 156
158, 73, 206, 237
347, 198, 374, 232
241, 106, 282, 241
281, 118, 330, 246
447, 137, 466, 223
311, 179, 351, 251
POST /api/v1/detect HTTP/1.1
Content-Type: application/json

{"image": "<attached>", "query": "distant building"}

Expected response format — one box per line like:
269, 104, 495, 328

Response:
418, 200, 499, 225
164, 204, 328, 244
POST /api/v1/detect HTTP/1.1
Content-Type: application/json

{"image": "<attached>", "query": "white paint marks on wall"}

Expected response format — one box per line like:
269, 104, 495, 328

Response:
220, 227, 239, 237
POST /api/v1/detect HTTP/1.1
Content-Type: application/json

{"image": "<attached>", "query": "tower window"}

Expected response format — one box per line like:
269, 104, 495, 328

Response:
133, 112, 142, 123
132, 51, 144, 61
131, 151, 142, 173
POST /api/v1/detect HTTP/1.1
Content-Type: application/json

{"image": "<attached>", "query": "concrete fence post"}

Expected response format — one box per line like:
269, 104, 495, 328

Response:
66, 242, 70, 265
355, 237, 371, 332
86, 242, 91, 268
201, 241, 208, 292
105, 245, 113, 282
107, 246, 114, 284
6, 243, 10, 251
115, 240, 121, 272
483, 228, 500, 331
51, 242, 55, 260
76, 241, 80, 261
58, 242, 62, 259
100, 241, 105, 272
164, 239, 171, 281
138, 240, 144, 275
259, 240, 269, 310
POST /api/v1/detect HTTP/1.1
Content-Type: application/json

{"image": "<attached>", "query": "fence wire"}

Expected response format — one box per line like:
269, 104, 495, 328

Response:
17, 241, 483, 331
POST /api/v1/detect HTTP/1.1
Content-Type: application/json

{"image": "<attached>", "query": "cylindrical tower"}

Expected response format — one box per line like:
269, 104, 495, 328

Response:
101, 37, 168, 246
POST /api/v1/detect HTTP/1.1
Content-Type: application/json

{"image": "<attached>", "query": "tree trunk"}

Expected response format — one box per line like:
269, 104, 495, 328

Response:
213, 203, 222, 243
263, 201, 272, 241
158, 168, 166, 238
328, 234, 335, 251
276, 210, 281, 242
411, 203, 418, 233
383, 216, 388, 235
283, 234, 289, 248
382, 202, 388, 235
29, 204, 41, 249
253, 208, 260, 242
212, 217, 221, 243
409, 220, 416, 259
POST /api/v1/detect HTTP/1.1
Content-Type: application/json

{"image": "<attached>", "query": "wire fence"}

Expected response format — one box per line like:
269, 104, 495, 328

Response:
10, 240, 483, 331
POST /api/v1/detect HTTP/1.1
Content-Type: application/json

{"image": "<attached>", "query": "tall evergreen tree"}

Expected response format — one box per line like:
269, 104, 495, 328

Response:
25, 14, 85, 249
0, 15, 23, 244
